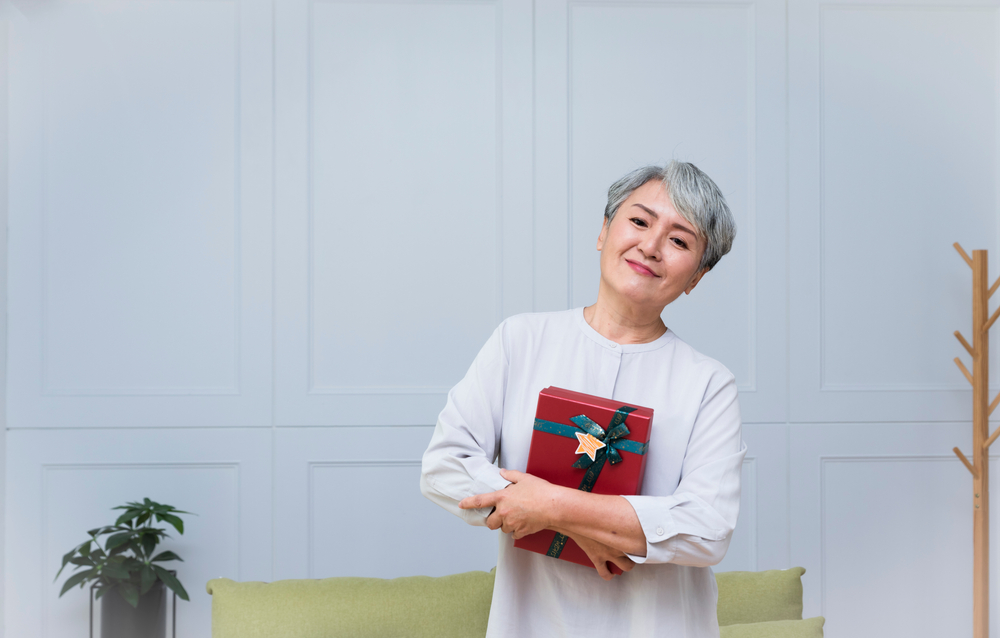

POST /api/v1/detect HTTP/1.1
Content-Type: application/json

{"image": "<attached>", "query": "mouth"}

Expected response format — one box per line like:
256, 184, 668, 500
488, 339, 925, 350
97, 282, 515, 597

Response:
625, 259, 659, 277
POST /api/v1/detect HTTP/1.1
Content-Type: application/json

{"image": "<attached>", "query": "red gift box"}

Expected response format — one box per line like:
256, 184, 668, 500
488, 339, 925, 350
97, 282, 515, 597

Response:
513, 386, 653, 572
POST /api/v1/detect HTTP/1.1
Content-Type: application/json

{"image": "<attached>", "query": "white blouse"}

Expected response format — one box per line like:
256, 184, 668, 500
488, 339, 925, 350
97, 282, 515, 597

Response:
420, 307, 746, 638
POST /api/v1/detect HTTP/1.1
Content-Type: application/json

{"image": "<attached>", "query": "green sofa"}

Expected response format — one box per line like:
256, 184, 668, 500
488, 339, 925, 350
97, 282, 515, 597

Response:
207, 567, 824, 637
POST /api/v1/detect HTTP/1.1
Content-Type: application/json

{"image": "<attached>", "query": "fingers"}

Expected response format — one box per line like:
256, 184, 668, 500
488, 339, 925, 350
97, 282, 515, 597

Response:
487, 508, 519, 537
498, 468, 523, 483
611, 556, 635, 573
459, 490, 500, 510
485, 510, 502, 531
594, 559, 614, 581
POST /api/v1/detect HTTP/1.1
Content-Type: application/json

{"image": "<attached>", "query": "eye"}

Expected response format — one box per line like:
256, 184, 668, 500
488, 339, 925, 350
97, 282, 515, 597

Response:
671, 237, 688, 249
630, 217, 648, 228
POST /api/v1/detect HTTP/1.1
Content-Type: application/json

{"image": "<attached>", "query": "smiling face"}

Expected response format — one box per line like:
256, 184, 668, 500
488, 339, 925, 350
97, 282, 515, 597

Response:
596, 179, 708, 315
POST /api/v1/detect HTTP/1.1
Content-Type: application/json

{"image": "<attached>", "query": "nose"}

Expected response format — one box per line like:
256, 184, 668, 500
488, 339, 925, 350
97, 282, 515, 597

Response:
637, 232, 663, 261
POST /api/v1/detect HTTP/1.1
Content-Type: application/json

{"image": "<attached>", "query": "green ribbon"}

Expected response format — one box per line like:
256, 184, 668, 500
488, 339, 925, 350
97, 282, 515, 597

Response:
531, 405, 646, 559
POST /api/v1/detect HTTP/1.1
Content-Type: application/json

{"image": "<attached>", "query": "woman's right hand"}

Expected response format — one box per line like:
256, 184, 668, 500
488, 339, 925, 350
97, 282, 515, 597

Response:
570, 534, 636, 581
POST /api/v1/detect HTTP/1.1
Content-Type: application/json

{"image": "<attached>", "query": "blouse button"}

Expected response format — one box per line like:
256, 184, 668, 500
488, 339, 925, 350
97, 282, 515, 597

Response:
609, 342, 618, 349
656, 527, 665, 536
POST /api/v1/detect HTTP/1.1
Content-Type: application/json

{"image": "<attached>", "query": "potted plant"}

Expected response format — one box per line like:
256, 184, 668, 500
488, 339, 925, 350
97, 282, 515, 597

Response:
55, 498, 193, 638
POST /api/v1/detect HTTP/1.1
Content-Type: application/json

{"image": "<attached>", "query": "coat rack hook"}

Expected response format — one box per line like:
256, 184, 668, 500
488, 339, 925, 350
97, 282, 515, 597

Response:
956, 357, 975, 385
989, 392, 1000, 418
956, 331, 974, 356
955, 447, 980, 478
986, 427, 1000, 450
957, 243, 974, 268
986, 307, 1000, 332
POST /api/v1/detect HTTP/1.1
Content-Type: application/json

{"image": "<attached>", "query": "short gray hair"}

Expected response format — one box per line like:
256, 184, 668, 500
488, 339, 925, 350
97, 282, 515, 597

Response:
604, 161, 736, 271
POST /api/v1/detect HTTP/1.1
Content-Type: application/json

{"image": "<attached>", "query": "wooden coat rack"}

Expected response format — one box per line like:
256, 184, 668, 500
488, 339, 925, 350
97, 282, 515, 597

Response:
953, 243, 1000, 638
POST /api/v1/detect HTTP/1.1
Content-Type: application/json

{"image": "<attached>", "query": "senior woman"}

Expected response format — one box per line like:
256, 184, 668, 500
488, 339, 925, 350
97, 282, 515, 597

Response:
420, 161, 746, 638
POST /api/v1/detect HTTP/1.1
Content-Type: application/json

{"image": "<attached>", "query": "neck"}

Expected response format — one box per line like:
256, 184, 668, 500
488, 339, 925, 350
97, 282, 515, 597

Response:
584, 282, 667, 344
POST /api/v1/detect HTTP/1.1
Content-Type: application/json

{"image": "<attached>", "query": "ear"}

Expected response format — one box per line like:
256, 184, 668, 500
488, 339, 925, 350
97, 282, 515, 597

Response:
684, 267, 709, 295
597, 217, 610, 250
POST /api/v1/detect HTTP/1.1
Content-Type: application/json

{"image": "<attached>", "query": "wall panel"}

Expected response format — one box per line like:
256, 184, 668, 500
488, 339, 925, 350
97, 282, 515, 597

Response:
568, 2, 756, 385
535, 0, 788, 423
275, 0, 534, 426
7, 0, 274, 428
720, 424, 790, 573
789, 0, 1000, 421
790, 423, 998, 637
5, 428, 272, 638
273, 427, 499, 580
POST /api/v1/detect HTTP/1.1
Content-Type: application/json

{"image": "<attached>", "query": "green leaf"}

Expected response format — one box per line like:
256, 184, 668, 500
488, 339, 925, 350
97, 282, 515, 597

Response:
104, 532, 133, 552
118, 582, 140, 608
101, 562, 131, 580
141, 533, 157, 558
151, 565, 189, 601
139, 565, 156, 595
136, 512, 151, 527
94, 586, 110, 601
70, 556, 94, 567
157, 513, 184, 535
113, 508, 141, 527
143, 497, 151, 506
58, 569, 95, 597
55, 549, 78, 580
151, 551, 182, 563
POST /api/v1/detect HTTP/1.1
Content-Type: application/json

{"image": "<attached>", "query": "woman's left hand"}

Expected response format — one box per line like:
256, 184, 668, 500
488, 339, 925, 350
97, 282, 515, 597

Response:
459, 469, 561, 539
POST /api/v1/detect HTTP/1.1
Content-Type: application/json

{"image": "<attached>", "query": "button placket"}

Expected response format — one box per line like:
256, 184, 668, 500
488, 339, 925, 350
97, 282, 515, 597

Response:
602, 347, 623, 398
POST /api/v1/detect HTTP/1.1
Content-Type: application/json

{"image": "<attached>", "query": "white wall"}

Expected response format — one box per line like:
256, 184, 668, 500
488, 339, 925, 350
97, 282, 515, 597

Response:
0, 6, 9, 636
3, 0, 998, 637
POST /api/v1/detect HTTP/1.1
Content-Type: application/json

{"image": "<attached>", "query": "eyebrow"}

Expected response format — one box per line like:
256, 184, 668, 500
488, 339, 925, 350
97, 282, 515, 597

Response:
631, 203, 698, 237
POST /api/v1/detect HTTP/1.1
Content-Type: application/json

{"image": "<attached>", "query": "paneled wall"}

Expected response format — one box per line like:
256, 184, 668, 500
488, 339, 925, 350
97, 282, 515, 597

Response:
4, 0, 999, 637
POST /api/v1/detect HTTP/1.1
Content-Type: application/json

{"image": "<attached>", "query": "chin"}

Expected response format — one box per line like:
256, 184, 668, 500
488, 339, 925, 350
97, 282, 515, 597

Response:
616, 289, 667, 311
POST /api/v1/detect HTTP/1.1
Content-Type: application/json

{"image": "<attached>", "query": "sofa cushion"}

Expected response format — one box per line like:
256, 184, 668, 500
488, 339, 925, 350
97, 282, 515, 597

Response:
716, 567, 806, 626
206, 569, 495, 638
720, 616, 825, 637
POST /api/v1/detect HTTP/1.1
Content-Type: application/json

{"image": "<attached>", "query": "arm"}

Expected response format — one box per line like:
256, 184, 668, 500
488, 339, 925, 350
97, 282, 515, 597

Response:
460, 471, 646, 554
420, 324, 511, 526
461, 368, 745, 568
623, 370, 745, 566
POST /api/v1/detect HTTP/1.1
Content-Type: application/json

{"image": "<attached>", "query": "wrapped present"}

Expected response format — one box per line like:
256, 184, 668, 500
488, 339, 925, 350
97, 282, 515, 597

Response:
513, 386, 653, 572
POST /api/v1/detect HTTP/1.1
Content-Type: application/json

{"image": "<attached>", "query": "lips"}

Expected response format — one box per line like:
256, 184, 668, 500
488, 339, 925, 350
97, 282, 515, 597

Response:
625, 259, 658, 277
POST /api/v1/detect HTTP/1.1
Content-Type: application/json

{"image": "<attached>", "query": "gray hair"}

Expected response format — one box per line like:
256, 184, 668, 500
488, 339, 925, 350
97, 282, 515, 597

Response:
603, 161, 736, 271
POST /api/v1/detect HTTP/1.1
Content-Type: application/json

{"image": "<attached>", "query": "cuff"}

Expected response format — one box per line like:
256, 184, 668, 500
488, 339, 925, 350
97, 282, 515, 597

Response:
621, 494, 677, 565
470, 467, 512, 519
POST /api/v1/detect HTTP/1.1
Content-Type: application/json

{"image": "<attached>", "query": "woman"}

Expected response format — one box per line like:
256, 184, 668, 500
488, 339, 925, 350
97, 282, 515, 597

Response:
420, 161, 746, 637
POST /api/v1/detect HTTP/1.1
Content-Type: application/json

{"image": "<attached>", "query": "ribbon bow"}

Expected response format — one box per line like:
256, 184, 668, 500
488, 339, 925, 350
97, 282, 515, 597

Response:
531, 405, 647, 558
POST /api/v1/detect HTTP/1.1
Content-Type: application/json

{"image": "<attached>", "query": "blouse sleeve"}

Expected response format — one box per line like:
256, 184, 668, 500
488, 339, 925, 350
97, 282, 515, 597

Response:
621, 368, 746, 567
420, 323, 512, 527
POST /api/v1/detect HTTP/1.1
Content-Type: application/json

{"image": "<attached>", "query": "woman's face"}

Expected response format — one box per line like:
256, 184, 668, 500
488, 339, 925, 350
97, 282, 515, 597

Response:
596, 179, 707, 313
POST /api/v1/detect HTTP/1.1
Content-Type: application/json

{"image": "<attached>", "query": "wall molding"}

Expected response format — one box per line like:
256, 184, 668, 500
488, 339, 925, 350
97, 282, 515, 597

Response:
306, 459, 421, 577
304, 0, 504, 396
40, 461, 242, 636
565, 0, 759, 392
815, 3, 1000, 394
39, 0, 243, 397
817, 454, 998, 616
